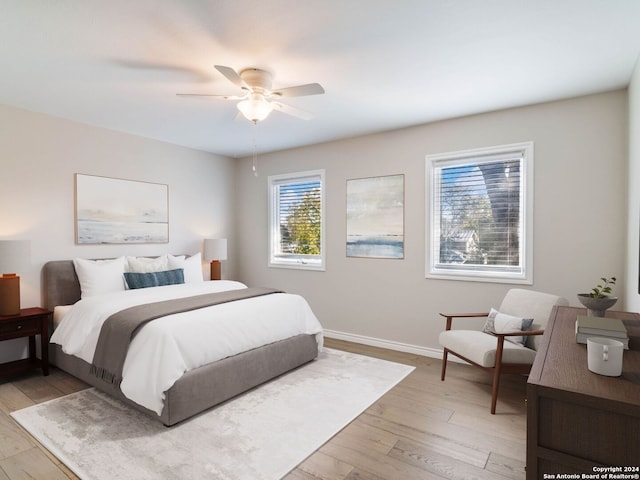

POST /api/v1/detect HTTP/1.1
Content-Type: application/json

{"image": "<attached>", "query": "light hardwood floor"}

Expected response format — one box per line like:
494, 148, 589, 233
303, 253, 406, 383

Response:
0, 339, 528, 479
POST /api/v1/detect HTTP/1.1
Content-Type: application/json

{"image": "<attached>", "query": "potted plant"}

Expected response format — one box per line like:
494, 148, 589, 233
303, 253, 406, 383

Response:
577, 277, 617, 317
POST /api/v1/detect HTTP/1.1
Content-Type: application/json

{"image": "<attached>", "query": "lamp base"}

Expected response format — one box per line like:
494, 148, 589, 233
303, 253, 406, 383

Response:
210, 260, 222, 281
0, 274, 21, 316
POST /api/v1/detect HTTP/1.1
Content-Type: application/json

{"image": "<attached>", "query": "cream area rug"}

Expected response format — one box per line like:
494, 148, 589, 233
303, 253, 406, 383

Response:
12, 348, 414, 480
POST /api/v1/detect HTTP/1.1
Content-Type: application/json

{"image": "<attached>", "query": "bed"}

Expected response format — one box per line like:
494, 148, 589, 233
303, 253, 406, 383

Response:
43, 256, 322, 426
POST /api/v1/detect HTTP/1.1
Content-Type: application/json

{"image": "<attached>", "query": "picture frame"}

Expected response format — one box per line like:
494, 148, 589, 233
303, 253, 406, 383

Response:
346, 174, 404, 259
75, 174, 169, 244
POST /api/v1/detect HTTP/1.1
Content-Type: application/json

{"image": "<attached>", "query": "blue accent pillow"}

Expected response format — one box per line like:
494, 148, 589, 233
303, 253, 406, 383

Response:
124, 268, 185, 290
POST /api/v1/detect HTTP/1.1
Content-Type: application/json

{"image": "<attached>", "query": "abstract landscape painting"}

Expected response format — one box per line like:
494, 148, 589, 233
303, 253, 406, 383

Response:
346, 174, 404, 258
75, 174, 168, 244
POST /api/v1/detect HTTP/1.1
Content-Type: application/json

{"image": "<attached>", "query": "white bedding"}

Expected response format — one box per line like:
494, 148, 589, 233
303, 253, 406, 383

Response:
50, 281, 323, 415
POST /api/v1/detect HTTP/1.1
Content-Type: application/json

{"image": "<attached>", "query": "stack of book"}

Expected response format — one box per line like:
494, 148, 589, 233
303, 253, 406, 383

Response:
575, 315, 629, 349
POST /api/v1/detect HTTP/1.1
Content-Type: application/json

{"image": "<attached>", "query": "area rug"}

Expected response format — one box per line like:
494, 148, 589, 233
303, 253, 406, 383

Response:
11, 348, 414, 480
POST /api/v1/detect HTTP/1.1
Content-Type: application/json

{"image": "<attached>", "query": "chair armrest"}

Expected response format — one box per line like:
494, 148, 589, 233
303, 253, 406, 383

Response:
439, 312, 490, 330
439, 312, 490, 318
487, 329, 544, 337
521, 329, 544, 336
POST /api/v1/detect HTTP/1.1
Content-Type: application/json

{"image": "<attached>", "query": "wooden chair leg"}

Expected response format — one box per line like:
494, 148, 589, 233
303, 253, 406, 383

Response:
490, 337, 506, 414
490, 367, 501, 414
441, 349, 448, 381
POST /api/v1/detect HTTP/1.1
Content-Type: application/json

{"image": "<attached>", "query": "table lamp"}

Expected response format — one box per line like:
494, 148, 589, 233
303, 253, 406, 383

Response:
204, 238, 227, 281
0, 240, 30, 316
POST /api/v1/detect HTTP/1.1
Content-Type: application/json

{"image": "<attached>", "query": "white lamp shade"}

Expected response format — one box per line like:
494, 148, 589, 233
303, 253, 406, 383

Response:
237, 93, 274, 123
204, 238, 227, 261
0, 240, 30, 273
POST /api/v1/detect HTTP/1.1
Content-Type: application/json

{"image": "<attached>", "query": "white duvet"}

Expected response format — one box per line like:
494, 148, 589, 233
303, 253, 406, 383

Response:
50, 281, 323, 415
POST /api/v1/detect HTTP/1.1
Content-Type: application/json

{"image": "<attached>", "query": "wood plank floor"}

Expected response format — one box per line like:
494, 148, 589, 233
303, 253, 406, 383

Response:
0, 338, 528, 479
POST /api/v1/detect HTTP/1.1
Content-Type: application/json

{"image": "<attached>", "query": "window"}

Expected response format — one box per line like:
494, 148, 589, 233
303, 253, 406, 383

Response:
426, 142, 533, 284
268, 170, 325, 270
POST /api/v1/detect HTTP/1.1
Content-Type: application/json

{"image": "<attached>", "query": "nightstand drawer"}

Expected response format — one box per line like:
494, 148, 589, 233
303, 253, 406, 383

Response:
0, 318, 40, 336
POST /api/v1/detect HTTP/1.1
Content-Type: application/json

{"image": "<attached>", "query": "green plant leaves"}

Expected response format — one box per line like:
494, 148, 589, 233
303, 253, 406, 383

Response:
589, 276, 616, 298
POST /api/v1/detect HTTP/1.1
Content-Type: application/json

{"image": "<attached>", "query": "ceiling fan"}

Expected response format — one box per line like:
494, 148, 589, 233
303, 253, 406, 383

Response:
177, 65, 325, 123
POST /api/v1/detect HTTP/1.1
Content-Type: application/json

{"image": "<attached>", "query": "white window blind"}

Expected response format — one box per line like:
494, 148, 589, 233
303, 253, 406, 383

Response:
268, 170, 325, 270
427, 142, 533, 283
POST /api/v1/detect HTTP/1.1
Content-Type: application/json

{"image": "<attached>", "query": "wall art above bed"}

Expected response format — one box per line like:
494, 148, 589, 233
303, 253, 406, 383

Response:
75, 174, 169, 244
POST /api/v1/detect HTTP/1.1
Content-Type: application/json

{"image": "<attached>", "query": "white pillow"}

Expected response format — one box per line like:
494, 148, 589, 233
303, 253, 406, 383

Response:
126, 255, 169, 273
73, 256, 127, 299
167, 253, 203, 283
483, 308, 534, 346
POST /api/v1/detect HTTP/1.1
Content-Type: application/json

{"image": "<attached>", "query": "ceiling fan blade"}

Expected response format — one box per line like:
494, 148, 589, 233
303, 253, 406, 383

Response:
271, 83, 324, 98
176, 93, 246, 100
214, 65, 248, 89
272, 102, 314, 120
110, 59, 211, 82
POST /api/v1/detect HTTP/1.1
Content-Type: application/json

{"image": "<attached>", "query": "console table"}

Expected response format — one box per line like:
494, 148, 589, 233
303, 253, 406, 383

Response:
526, 306, 640, 478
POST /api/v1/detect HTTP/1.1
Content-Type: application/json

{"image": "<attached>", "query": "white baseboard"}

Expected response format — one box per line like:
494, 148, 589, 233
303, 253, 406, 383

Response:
323, 329, 467, 364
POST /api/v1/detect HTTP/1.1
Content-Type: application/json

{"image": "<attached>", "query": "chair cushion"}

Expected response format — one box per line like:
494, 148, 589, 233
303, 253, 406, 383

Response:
439, 330, 538, 367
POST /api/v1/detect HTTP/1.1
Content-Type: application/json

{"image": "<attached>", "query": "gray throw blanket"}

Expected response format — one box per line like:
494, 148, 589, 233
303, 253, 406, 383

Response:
90, 287, 282, 387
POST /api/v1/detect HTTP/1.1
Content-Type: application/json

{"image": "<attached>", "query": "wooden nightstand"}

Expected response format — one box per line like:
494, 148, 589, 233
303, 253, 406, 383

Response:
0, 307, 51, 377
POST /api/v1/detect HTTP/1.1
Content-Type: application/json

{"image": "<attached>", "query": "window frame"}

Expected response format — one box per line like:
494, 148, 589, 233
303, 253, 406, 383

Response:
425, 142, 534, 284
268, 169, 326, 271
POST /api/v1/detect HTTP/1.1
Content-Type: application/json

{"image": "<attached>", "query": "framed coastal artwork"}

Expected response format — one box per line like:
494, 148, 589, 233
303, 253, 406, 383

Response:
346, 174, 404, 259
75, 174, 169, 244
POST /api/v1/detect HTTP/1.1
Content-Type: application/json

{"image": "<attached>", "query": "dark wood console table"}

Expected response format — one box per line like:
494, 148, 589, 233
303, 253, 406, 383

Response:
526, 306, 640, 478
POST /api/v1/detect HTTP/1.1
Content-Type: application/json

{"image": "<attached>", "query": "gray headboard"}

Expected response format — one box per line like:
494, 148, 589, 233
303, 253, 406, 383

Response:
42, 255, 192, 311
42, 260, 82, 311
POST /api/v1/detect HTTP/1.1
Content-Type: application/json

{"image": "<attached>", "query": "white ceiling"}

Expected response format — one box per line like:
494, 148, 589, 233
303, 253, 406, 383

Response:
1, 1, 640, 158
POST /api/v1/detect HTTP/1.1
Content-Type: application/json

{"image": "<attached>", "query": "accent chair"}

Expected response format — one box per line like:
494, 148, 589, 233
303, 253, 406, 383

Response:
439, 288, 569, 414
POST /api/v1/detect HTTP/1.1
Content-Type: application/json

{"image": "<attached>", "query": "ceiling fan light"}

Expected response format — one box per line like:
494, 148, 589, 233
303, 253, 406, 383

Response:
237, 93, 273, 123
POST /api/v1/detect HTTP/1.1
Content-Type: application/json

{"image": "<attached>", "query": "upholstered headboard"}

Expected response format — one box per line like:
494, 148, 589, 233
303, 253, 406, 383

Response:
42, 255, 193, 311
42, 260, 82, 311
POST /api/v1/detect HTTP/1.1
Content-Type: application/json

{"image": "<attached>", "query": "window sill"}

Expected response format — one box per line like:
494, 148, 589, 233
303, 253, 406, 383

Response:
268, 261, 325, 272
426, 269, 532, 285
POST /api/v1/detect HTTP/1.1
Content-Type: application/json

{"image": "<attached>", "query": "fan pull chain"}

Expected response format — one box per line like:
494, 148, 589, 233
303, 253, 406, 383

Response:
252, 120, 258, 176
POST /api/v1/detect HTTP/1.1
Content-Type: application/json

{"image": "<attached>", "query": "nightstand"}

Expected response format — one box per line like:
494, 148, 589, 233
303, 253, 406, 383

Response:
0, 307, 51, 376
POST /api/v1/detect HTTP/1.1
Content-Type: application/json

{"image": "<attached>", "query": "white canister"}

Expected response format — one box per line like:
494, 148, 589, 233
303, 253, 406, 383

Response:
587, 337, 624, 377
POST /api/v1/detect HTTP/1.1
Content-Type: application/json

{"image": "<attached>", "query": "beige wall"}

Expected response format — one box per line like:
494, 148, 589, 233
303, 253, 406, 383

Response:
0, 104, 236, 362
626, 58, 640, 311
235, 91, 628, 356
0, 89, 631, 362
